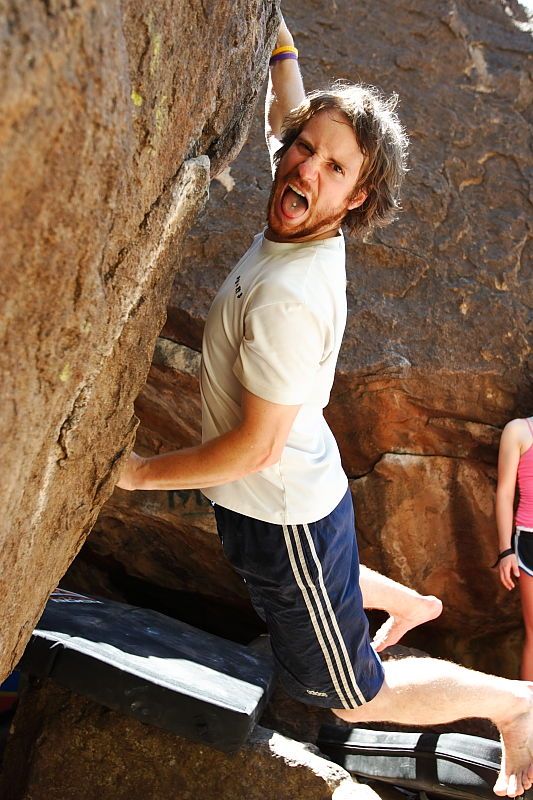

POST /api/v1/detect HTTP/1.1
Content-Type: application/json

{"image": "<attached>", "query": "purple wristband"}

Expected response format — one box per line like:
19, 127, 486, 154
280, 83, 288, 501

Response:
269, 52, 299, 65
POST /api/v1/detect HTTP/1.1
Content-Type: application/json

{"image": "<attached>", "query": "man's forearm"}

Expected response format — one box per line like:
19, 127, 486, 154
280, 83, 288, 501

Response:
124, 426, 276, 492
265, 16, 305, 144
118, 389, 301, 492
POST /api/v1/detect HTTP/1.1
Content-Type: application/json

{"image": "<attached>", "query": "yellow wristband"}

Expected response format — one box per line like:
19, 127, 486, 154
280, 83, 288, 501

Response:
271, 45, 298, 58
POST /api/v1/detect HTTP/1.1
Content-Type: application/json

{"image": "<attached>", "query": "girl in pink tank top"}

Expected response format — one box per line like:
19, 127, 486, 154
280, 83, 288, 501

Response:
495, 417, 533, 680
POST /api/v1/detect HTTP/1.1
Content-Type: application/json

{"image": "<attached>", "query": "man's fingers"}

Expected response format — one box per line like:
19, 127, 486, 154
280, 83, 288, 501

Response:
116, 451, 144, 491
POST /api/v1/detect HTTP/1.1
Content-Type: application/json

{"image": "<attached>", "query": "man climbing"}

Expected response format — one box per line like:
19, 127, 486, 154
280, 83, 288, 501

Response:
118, 16, 533, 797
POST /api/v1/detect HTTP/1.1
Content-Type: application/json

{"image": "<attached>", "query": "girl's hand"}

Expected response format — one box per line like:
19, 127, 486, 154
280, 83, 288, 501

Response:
498, 553, 520, 591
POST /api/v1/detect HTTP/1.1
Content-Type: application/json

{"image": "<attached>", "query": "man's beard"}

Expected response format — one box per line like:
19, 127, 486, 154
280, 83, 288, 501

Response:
268, 206, 345, 240
266, 178, 349, 242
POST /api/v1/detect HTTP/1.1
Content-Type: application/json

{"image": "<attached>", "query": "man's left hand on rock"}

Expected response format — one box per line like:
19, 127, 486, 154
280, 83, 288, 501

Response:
116, 451, 146, 491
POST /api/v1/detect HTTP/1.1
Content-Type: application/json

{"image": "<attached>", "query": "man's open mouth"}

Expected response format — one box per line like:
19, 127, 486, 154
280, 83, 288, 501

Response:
281, 183, 309, 219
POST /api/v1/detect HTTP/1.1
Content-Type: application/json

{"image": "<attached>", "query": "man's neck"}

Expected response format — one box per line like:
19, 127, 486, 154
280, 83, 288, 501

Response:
264, 226, 341, 243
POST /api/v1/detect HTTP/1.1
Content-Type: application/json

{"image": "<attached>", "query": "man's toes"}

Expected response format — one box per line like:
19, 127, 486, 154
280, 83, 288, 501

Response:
428, 595, 443, 618
522, 766, 533, 790
494, 772, 509, 796
505, 774, 516, 798
507, 773, 523, 797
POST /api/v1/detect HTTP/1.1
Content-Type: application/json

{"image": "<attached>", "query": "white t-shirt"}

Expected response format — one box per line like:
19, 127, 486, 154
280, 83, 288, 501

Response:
200, 230, 348, 524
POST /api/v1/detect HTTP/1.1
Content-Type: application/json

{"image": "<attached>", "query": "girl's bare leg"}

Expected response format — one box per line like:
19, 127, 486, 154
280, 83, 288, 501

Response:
520, 570, 533, 681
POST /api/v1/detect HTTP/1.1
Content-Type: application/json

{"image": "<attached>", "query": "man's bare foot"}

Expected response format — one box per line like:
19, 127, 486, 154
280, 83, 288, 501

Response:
494, 684, 533, 797
372, 594, 443, 653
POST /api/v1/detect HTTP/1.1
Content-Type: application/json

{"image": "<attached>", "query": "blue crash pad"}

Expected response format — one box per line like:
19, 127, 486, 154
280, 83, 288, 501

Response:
18, 589, 275, 751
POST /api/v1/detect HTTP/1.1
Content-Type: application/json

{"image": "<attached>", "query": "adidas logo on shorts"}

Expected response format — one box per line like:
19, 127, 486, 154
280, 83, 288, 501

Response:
306, 689, 328, 697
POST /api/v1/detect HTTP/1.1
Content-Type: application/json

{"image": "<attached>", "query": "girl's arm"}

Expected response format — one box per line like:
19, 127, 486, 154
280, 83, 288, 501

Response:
495, 420, 522, 590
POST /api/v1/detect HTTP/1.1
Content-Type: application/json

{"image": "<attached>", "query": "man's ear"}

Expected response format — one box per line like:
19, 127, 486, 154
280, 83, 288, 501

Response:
347, 189, 367, 210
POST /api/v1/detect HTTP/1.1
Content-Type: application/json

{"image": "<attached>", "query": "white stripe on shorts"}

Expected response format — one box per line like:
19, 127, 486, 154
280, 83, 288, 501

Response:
281, 523, 351, 708
281, 523, 366, 708
293, 525, 363, 706
302, 522, 366, 705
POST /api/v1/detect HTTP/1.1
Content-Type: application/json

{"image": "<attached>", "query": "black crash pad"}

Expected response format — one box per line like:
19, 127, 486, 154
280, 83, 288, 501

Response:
318, 725, 533, 800
18, 589, 275, 751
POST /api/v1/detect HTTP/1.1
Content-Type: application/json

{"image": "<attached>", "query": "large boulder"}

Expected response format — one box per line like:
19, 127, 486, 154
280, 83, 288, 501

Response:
0, 679, 376, 800
0, 0, 280, 681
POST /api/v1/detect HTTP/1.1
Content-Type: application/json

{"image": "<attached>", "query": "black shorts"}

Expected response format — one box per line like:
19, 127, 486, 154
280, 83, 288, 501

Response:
515, 527, 533, 577
214, 489, 384, 709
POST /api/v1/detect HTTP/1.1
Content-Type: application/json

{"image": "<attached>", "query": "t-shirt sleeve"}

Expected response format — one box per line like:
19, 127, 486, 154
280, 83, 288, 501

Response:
267, 134, 283, 178
232, 302, 329, 405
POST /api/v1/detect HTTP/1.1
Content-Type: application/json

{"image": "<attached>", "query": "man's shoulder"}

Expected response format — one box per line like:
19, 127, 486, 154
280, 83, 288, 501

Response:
275, 238, 346, 292
249, 259, 344, 323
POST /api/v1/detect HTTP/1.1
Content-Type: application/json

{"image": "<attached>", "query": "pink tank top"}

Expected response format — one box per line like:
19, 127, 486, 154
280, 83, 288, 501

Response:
515, 418, 533, 527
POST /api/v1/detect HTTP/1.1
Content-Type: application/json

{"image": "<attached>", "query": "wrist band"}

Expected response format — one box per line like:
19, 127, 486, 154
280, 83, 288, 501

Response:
491, 547, 515, 568
271, 45, 298, 57
270, 45, 298, 66
270, 52, 298, 65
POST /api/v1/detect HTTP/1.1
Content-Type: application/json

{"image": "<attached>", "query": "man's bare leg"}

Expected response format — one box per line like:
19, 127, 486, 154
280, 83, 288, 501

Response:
359, 566, 443, 652
333, 657, 533, 797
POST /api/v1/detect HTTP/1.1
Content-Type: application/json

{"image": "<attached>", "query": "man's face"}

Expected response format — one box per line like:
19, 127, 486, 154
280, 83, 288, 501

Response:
266, 108, 366, 243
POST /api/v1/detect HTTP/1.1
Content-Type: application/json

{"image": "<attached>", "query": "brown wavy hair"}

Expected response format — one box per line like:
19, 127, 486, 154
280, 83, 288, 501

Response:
272, 81, 409, 237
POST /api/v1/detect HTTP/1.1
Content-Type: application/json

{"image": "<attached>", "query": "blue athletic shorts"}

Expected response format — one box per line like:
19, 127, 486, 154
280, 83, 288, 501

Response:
515, 527, 533, 577
213, 488, 384, 709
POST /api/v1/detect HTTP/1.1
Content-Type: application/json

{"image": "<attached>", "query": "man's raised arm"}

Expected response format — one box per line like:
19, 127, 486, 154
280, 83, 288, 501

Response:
265, 15, 305, 160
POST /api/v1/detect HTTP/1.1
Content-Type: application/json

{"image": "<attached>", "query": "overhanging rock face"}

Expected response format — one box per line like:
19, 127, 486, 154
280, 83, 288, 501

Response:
0, 0, 279, 681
